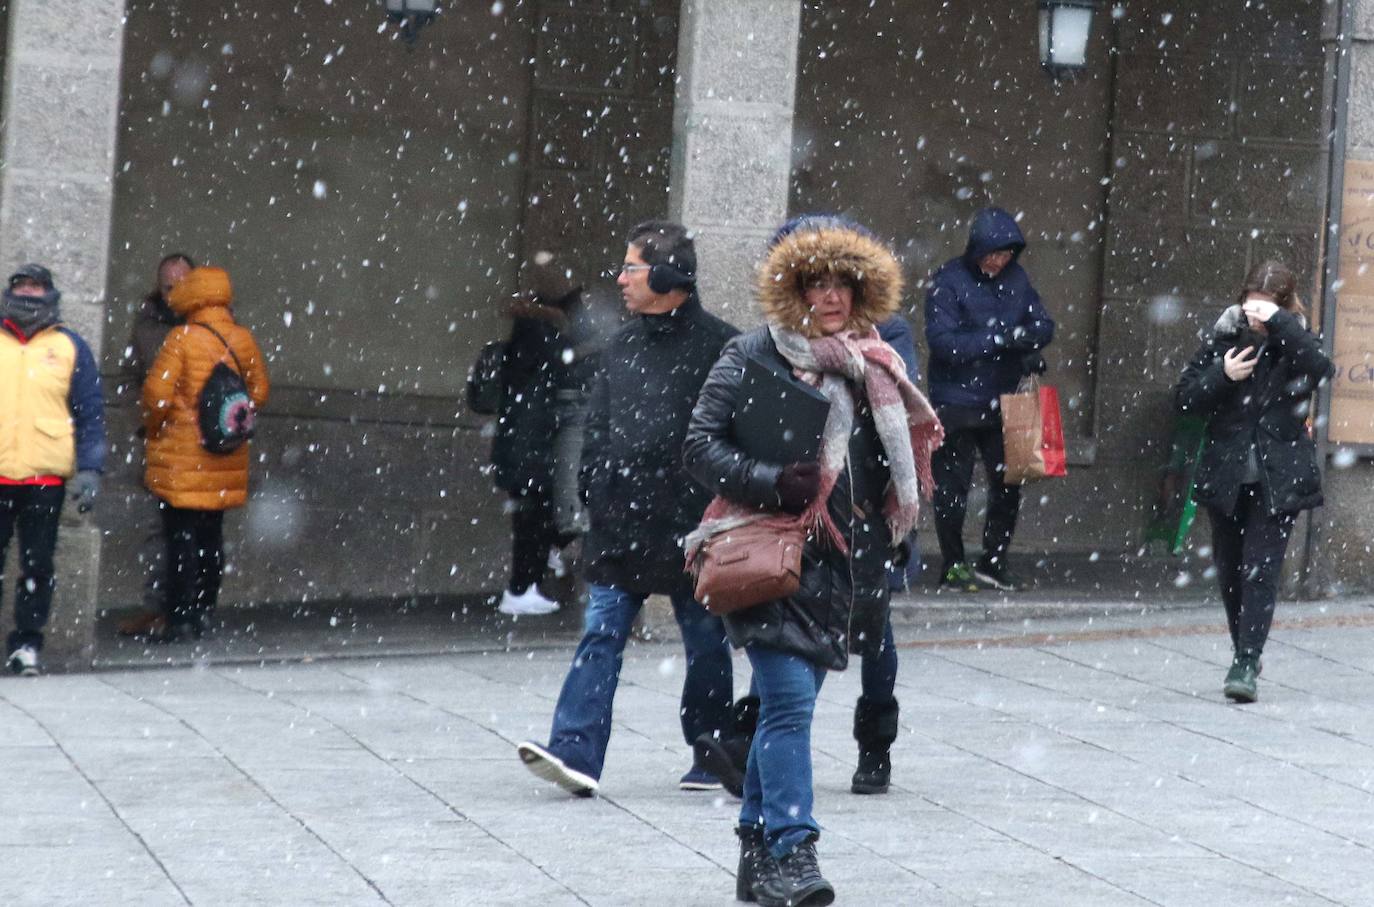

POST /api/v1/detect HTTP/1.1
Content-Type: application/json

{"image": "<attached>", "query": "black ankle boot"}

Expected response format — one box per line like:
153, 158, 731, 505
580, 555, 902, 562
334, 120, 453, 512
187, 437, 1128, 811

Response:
851, 695, 898, 795
697, 695, 759, 799
775, 836, 834, 906
852, 749, 891, 795
735, 824, 784, 905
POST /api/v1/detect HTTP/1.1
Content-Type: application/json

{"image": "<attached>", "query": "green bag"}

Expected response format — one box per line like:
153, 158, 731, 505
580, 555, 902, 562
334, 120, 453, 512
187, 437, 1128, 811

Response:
1144, 415, 1207, 556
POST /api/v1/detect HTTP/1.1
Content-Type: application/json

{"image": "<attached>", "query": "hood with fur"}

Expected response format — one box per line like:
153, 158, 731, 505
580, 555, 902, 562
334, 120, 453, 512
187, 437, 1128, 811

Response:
757, 215, 904, 338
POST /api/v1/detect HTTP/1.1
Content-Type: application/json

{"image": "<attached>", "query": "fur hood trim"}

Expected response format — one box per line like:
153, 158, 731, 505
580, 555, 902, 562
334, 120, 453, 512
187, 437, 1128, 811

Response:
757, 223, 904, 338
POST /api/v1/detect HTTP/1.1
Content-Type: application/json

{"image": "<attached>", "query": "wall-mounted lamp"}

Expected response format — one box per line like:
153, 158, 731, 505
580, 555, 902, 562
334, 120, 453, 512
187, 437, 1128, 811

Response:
386, 0, 438, 46
1038, 0, 1098, 76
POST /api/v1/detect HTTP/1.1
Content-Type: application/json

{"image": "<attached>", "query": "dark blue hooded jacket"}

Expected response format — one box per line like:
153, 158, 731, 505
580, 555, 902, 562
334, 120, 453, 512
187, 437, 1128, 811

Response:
924, 207, 1054, 410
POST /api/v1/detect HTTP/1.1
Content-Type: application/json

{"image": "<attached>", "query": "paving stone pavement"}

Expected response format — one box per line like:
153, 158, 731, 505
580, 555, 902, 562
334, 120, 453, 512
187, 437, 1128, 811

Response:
4, 599, 1374, 906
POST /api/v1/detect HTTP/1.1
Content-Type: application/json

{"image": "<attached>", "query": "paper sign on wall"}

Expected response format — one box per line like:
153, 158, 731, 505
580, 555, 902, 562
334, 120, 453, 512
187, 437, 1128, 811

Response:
1330, 159, 1374, 444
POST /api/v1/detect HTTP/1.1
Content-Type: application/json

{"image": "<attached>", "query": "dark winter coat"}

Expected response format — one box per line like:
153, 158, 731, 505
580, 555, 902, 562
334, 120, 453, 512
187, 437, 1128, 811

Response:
490, 296, 576, 496
878, 315, 920, 384
925, 207, 1054, 410
683, 222, 906, 671
1174, 306, 1333, 517
581, 294, 737, 594
129, 294, 180, 384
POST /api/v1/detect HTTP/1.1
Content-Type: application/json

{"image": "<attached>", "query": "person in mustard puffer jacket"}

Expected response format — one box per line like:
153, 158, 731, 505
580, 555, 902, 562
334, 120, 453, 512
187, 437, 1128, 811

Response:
142, 266, 269, 642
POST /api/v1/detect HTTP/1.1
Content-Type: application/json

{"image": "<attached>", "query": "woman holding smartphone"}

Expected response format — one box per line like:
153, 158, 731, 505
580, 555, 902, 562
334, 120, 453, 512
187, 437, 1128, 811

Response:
1174, 261, 1333, 703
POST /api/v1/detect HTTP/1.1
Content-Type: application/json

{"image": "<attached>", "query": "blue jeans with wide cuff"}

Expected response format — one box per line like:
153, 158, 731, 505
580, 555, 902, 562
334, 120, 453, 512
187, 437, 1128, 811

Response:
739, 643, 827, 859
545, 582, 733, 779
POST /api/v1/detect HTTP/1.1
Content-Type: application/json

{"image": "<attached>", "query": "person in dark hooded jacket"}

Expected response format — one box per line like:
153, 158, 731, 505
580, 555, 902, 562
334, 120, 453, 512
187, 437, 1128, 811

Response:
684, 215, 942, 907
925, 207, 1054, 592
1174, 260, 1332, 704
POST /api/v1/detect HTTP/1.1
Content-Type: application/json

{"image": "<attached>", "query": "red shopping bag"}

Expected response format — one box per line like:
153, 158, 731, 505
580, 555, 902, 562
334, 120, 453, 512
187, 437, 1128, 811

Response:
999, 378, 1067, 484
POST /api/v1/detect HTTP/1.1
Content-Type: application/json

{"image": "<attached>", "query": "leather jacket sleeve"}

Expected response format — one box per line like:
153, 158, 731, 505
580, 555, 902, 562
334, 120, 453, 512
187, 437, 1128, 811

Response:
683, 337, 784, 509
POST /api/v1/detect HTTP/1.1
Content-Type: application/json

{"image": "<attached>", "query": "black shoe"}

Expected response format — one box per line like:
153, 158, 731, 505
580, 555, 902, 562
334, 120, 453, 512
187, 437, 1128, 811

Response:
695, 732, 750, 798
851, 749, 891, 795
973, 558, 1025, 592
696, 695, 759, 799
1224, 654, 1260, 704
775, 837, 834, 907
735, 825, 784, 905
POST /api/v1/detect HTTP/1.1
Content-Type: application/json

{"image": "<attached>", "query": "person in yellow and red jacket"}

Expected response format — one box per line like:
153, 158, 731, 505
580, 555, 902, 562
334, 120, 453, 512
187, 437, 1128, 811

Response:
142, 266, 269, 643
0, 264, 106, 676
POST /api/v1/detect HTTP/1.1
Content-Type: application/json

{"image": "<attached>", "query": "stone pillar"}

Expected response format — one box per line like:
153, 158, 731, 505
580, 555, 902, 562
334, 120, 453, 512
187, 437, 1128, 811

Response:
0, 0, 127, 670
668, 0, 801, 326
1313, 0, 1374, 591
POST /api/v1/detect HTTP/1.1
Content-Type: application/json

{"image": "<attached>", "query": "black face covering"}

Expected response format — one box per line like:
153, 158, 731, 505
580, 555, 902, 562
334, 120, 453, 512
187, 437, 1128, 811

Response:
2, 287, 61, 336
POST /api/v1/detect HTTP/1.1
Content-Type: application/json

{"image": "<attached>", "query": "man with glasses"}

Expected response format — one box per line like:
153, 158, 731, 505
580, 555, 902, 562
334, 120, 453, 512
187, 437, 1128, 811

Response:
517, 220, 739, 796
0, 264, 106, 675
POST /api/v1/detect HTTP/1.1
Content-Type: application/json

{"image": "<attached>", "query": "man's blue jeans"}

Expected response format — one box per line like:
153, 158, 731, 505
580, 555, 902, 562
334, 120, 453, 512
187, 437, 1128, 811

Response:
545, 583, 733, 779
739, 644, 827, 859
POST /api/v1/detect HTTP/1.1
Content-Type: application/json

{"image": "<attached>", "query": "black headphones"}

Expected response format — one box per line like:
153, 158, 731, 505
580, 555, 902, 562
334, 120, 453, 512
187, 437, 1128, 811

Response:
647, 262, 695, 295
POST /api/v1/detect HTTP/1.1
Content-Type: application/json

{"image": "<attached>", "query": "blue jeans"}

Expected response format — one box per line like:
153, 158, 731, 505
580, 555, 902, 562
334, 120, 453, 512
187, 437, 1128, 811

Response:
739, 644, 827, 859
545, 583, 733, 779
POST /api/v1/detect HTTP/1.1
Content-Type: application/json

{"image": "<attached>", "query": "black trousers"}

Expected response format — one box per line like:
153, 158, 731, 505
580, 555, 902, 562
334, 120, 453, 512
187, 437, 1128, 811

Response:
508, 488, 571, 594
1206, 485, 1294, 657
931, 410, 1021, 569
160, 503, 225, 629
0, 484, 64, 653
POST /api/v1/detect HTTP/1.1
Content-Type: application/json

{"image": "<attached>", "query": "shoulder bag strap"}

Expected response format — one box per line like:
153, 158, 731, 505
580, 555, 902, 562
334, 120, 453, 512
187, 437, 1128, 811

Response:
193, 322, 246, 375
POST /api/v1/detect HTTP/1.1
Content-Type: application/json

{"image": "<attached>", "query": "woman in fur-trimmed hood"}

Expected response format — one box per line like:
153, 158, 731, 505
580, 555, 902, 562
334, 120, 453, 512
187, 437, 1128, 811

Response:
684, 214, 942, 906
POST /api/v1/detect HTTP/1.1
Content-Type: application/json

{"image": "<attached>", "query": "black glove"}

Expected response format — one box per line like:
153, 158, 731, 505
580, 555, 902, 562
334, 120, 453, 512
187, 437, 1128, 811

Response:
1020, 351, 1048, 376
775, 462, 822, 515
1007, 326, 1040, 353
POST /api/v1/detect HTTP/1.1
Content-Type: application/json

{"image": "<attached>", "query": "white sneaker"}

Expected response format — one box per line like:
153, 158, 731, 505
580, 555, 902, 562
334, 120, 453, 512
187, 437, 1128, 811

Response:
7, 645, 39, 676
516, 741, 598, 797
498, 585, 560, 616
547, 546, 568, 579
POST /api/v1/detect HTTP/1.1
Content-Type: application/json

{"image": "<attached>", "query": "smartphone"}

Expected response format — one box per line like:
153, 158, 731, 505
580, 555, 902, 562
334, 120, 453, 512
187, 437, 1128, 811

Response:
1233, 325, 1266, 354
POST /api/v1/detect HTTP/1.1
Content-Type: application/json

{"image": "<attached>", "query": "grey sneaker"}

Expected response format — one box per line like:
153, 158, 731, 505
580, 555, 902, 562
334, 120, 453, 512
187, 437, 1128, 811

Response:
973, 559, 1026, 592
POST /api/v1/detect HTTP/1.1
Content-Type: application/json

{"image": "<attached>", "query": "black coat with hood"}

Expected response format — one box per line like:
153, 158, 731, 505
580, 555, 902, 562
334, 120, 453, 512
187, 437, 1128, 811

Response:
580, 294, 737, 594
925, 207, 1055, 412
683, 218, 906, 671
1175, 305, 1333, 517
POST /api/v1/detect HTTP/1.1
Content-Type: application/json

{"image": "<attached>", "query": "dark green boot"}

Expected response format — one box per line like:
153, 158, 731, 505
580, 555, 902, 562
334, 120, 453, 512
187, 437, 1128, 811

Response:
1223, 654, 1260, 704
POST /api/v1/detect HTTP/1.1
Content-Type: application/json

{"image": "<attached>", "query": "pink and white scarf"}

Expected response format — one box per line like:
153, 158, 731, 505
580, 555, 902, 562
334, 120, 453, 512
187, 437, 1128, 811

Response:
687, 325, 944, 563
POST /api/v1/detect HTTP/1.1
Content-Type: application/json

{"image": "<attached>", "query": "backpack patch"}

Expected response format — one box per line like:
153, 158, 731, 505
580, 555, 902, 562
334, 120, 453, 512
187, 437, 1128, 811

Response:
198, 360, 256, 453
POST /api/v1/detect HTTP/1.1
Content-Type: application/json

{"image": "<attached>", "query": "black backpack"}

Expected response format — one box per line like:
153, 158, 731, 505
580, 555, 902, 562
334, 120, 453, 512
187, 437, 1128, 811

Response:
466, 340, 507, 415
195, 324, 257, 454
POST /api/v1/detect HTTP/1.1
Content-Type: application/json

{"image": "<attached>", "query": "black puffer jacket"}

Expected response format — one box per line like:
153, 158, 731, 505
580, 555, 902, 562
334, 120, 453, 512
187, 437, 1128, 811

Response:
581, 294, 737, 594
683, 218, 909, 671
685, 329, 895, 670
1175, 306, 1333, 516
